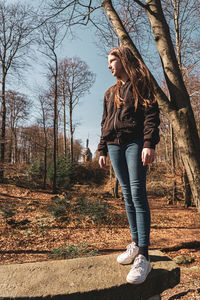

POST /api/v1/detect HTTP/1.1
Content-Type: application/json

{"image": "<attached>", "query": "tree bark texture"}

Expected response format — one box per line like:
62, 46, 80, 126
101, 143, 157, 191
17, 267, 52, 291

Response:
102, 0, 200, 214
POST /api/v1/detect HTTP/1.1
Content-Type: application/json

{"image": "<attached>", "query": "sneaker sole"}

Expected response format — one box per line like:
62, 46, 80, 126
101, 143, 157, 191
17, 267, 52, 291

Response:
126, 264, 152, 284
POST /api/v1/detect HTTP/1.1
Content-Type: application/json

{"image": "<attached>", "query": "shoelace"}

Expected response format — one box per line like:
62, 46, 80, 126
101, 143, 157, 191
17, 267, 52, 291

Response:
132, 256, 145, 271
126, 243, 136, 255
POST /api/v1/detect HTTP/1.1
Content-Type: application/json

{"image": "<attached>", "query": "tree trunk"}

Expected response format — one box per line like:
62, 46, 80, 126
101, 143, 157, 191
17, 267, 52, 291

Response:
114, 177, 119, 198
164, 134, 169, 170
102, 0, 200, 215
172, 0, 182, 70
109, 162, 113, 193
169, 125, 178, 204
184, 168, 192, 208
109, 162, 119, 198
62, 93, 67, 157
43, 144, 47, 189
53, 69, 58, 193
43, 129, 47, 189
0, 73, 6, 182
172, 0, 191, 205
8, 131, 13, 163
14, 130, 18, 163
69, 97, 73, 162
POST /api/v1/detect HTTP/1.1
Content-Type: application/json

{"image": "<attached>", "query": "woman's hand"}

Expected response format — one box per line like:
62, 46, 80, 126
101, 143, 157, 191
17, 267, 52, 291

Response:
99, 156, 107, 168
142, 148, 155, 166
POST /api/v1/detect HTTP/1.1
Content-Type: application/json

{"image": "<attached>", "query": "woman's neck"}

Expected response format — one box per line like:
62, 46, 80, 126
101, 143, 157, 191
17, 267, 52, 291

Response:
118, 72, 129, 84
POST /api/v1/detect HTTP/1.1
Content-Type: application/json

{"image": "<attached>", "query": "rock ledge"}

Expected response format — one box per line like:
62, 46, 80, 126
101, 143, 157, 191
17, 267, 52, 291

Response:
0, 250, 180, 300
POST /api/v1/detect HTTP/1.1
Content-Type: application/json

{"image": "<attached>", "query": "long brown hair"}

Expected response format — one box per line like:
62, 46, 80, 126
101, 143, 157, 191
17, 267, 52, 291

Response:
109, 46, 156, 110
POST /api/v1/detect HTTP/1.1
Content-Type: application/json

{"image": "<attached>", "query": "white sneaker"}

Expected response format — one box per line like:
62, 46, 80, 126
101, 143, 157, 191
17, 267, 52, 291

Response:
126, 254, 152, 284
117, 242, 139, 265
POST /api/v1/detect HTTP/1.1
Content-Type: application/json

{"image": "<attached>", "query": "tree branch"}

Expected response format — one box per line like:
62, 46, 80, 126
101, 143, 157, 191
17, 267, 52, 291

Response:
145, 0, 189, 108
83, 4, 103, 21
134, 0, 149, 11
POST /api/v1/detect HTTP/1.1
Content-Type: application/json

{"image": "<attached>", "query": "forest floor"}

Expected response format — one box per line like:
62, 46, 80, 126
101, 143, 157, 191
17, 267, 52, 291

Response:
0, 182, 199, 299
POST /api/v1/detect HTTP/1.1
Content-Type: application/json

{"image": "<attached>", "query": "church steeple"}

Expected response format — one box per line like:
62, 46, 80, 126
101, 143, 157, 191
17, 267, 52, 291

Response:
86, 138, 89, 148
82, 138, 92, 162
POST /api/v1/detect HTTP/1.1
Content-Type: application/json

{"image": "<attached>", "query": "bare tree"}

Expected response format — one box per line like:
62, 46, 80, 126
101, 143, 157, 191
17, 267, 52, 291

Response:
39, 22, 62, 193
37, 94, 52, 188
163, 0, 200, 74
0, 1, 34, 181
6, 91, 31, 163
58, 57, 95, 162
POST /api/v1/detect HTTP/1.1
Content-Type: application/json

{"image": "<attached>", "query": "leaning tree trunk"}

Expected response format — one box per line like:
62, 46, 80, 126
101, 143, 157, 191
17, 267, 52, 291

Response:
145, 0, 200, 214
102, 0, 200, 215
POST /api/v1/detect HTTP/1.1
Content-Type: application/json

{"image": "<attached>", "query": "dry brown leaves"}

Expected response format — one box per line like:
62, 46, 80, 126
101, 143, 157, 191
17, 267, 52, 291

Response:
0, 183, 199, 299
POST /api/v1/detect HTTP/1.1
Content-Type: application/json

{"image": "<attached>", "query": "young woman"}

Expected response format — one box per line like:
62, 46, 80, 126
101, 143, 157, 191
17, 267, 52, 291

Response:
98, 46, 160, 284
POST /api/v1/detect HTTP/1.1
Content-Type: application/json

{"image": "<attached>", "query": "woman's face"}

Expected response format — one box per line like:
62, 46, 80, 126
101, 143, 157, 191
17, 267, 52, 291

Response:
108, 54, 125, 79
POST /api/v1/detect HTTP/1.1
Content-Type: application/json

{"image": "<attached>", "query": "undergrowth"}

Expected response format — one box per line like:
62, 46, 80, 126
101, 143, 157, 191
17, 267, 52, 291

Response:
49, 242, 98, 259
75, 197, 110, 224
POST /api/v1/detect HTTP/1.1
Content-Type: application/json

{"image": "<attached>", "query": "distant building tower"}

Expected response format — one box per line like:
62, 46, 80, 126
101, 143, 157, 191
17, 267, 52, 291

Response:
82, 138, 92, 162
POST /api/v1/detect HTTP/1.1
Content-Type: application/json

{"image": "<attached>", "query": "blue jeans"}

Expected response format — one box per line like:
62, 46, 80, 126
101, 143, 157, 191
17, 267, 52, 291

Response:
108, 140, 150, 247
